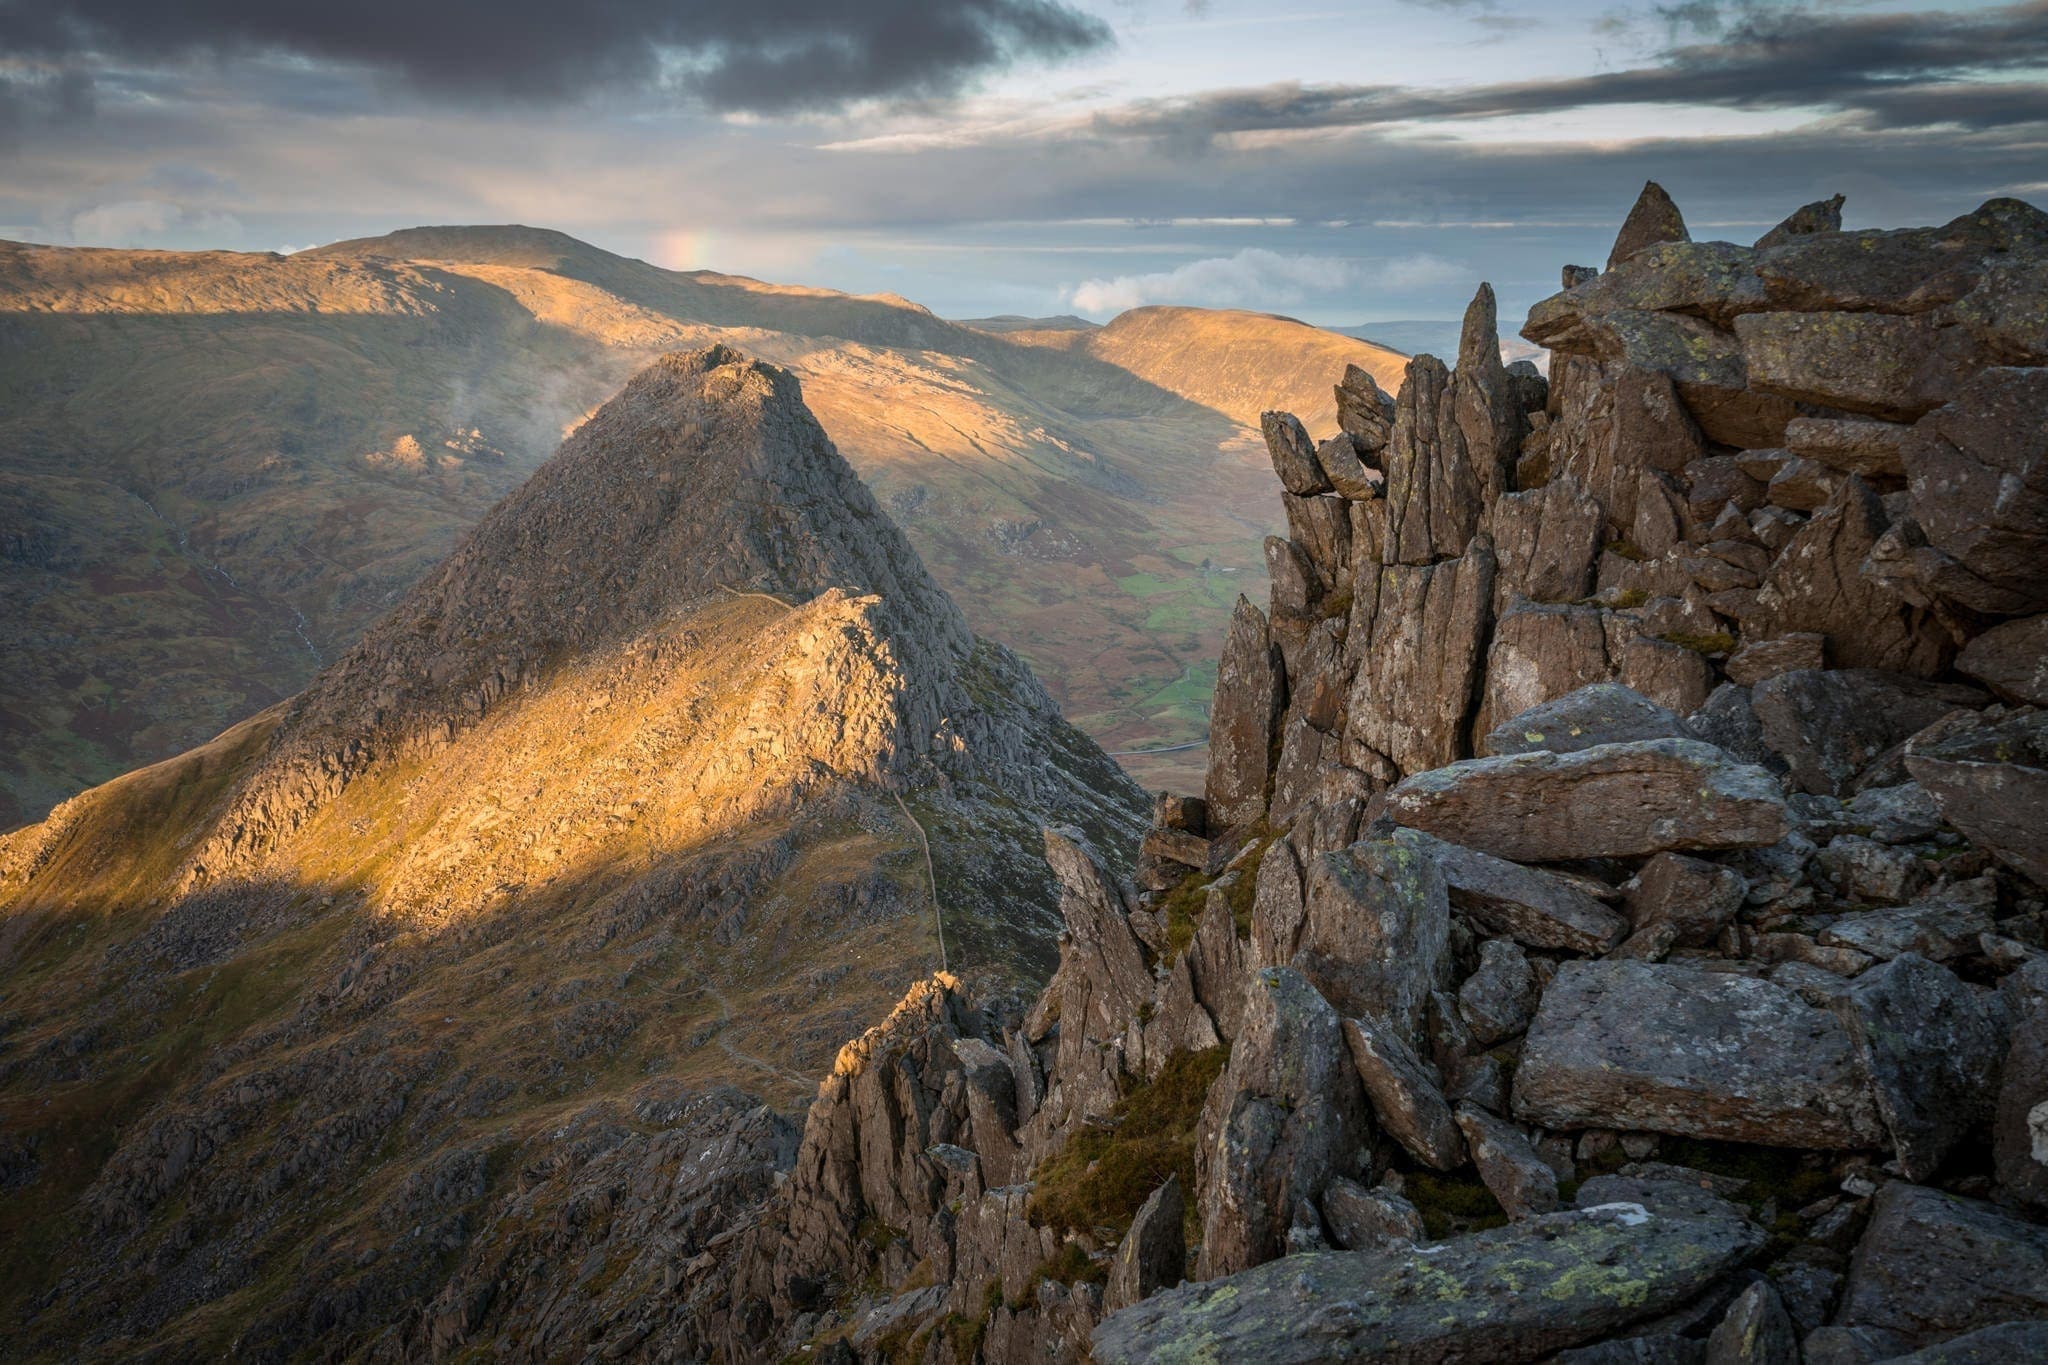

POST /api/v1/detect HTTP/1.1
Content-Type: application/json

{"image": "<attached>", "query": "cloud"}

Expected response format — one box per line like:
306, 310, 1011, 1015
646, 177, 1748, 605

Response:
1091, 0, 2048, 144
1064, 248, 1356, 313
64, 199, 243, 246
0, 0, 1113, 115
1061, 249, 1468, 315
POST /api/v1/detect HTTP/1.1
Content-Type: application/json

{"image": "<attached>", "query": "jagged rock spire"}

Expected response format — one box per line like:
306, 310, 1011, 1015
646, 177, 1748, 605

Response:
1607, 180, 1690, 269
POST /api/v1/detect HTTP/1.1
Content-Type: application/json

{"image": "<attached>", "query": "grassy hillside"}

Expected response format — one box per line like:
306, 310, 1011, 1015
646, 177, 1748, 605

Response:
1008, 304, 1410, 434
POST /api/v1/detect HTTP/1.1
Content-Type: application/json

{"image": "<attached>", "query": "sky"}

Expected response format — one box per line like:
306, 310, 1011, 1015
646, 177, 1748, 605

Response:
2, 0, 2044, 326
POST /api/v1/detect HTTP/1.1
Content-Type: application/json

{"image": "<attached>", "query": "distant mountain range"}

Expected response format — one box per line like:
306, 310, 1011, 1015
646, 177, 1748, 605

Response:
0, 227, 1408, 826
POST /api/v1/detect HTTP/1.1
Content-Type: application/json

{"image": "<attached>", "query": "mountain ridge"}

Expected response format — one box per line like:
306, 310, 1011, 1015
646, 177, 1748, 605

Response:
0, 227, 1410, 826
0, 344, 1146, 1357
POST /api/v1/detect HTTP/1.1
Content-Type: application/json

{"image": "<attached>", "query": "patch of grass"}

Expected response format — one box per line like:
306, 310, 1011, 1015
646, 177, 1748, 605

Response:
1154, 872, 1207, 964
1659, 630, 1738, 656
943, 1279, 1002, 1360
1604, 587, 1649, 609
1028, 1045, 1227, 1241
1031, 1240, 1107, 1290
1655, 1139, 1835, 1208
1401, 1165, 1510, 1240
1604, 539, 1647, 562
1223, 841, 1266, 938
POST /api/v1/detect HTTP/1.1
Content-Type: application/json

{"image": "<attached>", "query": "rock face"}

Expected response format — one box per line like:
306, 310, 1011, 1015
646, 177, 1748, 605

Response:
1093, 1202, 1763, 1365
1514, 961, 1886, 1147
1833, 953, 2006, 1179
1382, 739, 1788, 862
1831, 1183, 2048, 1355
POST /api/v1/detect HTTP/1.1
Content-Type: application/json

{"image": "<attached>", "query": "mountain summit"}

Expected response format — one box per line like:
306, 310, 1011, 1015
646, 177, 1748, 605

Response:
0, 347, 1143, 1356
180, 344, 984, 885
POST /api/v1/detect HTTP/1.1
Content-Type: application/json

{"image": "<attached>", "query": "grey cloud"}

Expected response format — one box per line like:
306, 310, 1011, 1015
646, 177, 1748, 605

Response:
0, 0, 1112, 114
1095, 0, 2048, 143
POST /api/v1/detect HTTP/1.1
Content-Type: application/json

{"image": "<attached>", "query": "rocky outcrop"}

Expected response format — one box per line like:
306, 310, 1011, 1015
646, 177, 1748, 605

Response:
702, 184, 2048, 1365
705, 186, 2048, 1365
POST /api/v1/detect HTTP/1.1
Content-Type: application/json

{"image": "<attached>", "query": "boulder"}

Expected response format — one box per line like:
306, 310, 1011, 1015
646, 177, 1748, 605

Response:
1196, 967, 1370, 1279
1525, 240, 1766, 345
1956, 614, 2048, 705
1475, 605, 1619, 738
1754, 194, 1844, 250
1724, 634, 1825, 688
1320, 1175, 1425, 1250
1880, 1323, 2048, 1364
1831, 953, 2006, 1179
1704, 1279, 1799, 1365
1902, 366, 2048, 616
1426, 835, 1629, 954
1766, 456, 1842, 512
1740, 478, 1951, 677
1994, 990, 2048, 1211
1785, 416, 1911, 480
1610, 181, 1691, 269
1104, 1175, 1184, 1313
1480, 681, 1694, 759
1831, 1182, 2048, 1355
1383, 740, 1788, 864
1842, 782, 1944, 842
1317, 433, 1384, 501
1458, 938, 1536, 1045
1735, 311, 1969, 421
1818, 901, 1992, 964
1455, 1102, 1560, 1219
1336, 364, 1395, 450
1513, 960, 1886, 1148
1751, 205, 2045, 314
1342, 1013, 1465, 1170
1906, 711, 2048, 886
1094, 1201, 1764, 1365
1577, 308, 1798, 449
1297, 831, 1451, 1037
1263, 410, 1332, 496
1751, 668, 1987, 796
1625, 853, 1747, 949
1687, 684, 1781, 771
1205, 596, 1283, 829
1813, 835, 1923, 903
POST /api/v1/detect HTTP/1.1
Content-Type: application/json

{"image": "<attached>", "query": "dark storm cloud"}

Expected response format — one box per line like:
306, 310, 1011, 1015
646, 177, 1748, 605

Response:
1097, 0, 2048, 143
0, 0, 1112, 113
